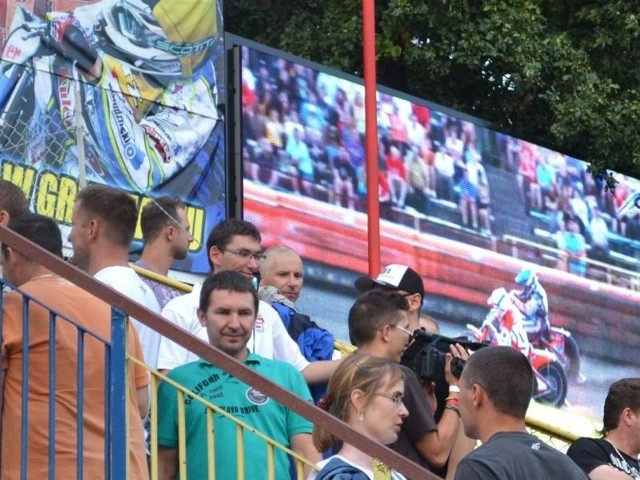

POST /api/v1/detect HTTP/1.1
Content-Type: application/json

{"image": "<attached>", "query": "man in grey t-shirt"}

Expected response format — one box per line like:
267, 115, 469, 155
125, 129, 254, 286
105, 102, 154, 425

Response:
455, 346, 587, 480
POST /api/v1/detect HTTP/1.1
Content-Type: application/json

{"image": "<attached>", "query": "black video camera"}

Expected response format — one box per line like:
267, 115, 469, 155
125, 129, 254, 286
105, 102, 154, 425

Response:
401, 329, 488, 383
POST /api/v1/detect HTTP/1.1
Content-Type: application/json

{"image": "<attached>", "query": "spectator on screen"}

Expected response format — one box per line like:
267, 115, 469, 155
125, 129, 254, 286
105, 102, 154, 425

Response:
386, 145, 408, 209
557, 215, 588, 277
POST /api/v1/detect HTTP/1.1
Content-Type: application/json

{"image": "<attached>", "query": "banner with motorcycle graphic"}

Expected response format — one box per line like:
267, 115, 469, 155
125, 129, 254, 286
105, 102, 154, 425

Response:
0, 0, 225, 273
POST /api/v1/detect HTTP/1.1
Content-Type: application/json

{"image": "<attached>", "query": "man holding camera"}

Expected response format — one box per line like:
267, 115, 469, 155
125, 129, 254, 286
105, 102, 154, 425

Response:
348, 289, 472, 474
354, 264, 426, 333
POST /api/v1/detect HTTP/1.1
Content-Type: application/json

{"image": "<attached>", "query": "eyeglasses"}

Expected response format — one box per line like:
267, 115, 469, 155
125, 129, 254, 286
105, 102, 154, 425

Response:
391, 324, 413, 343
377, 392, 404, 407
221, 248, 266, 261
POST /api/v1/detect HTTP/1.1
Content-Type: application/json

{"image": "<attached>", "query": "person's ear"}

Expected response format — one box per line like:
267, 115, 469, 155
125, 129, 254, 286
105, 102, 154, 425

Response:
165, 224, 176, 241
350, 388, 365, 411
380, 324, 392, 343
407, 292, 422, 312
196, 309, 207, 327
622, 407, 636, 428
209, 245, 222, 268
471, 383, 484, 408
87, 218, 99, 240
0, 210, 9, 227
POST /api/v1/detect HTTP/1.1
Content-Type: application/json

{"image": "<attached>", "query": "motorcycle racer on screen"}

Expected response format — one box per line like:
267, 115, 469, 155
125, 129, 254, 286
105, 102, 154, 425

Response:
485, 287, 531, 357
510, 268, 550, 343
0, 0, 222, 193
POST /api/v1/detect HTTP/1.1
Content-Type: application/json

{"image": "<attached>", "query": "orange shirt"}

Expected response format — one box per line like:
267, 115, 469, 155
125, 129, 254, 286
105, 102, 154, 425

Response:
1, 275, 149, 480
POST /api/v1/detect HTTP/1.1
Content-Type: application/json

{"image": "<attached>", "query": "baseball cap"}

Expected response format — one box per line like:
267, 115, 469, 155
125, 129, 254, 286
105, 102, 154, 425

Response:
354, 264, 425, 298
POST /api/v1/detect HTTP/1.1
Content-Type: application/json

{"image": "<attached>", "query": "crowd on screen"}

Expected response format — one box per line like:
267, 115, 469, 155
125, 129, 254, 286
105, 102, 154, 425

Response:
510, 139, 640, 274
240, 48, 492, 233
241, 48, 640, 274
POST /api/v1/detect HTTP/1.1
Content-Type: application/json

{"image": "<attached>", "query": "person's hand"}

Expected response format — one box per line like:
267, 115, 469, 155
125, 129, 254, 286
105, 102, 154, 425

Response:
444, 343, 470, 386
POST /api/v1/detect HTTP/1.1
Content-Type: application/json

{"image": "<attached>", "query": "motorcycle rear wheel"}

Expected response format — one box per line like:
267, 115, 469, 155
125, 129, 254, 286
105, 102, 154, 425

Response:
535, 360, 568, 407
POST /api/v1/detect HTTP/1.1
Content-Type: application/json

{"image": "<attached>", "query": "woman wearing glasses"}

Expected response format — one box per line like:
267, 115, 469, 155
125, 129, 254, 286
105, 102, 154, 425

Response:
309, 354, 408, 480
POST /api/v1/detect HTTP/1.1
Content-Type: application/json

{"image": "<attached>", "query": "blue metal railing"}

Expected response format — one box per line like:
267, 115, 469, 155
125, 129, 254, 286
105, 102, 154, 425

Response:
0, 278, 128, 479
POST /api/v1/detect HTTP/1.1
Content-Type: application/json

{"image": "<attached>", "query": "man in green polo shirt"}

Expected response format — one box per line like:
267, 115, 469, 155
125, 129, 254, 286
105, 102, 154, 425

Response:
156, 271, 320, 479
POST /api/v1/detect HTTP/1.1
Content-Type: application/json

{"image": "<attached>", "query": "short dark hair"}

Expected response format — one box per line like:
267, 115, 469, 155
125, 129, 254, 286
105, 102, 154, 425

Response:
1, 213, 62, 258
461, 346, 534, 419
140, 197, 186, 243
199, 270, 259, 314
597, 378, 640, 437
205, 218, 261, 270
0, 180, 29, 218
76, 185, 138, 248
348, 290, 409, 346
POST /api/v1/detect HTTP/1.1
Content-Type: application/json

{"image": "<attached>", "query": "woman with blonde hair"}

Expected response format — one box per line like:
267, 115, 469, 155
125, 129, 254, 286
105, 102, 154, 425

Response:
309, 354, 408, 480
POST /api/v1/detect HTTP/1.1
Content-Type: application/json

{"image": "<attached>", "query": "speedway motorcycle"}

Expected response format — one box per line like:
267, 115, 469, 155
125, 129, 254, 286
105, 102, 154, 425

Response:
467, 313, 568, 407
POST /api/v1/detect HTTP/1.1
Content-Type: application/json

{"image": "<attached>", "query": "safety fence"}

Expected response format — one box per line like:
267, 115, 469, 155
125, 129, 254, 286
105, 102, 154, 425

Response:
0, 225, 437, 479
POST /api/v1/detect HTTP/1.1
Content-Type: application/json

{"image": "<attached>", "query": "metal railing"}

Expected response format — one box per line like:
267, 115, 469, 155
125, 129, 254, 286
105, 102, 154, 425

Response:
132, 357, 317, 479
0, 279, 129, 479
1, 226, 437, 479
502, 234, 640, 291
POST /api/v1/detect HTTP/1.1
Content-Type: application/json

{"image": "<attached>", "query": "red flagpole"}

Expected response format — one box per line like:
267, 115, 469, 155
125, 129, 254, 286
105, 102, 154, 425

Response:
362, 0, 381, 277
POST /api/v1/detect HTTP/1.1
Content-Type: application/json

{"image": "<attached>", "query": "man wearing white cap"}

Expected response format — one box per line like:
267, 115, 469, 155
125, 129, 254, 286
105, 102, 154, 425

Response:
355, 264, 426, 333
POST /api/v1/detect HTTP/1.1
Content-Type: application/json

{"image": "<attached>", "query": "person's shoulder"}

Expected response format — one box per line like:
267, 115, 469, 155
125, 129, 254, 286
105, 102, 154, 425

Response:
163, 283, 200, 311
567, 437, 605, 455
251, 354, 308, 389
26, 276, 109, 307
165, 359, 208, 381
258, 300, 281, 319
398, 364, 422, 384
251, 353, 301, 375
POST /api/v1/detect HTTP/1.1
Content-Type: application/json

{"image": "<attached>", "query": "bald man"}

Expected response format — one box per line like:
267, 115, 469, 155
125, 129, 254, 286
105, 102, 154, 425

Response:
259, 245, 304, 303
258, 245, 335, 402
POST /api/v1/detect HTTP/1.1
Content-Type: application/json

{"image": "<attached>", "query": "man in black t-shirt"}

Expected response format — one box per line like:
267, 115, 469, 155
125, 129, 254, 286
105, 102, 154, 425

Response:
455, 347, 588, 480
567, 378, 640, 479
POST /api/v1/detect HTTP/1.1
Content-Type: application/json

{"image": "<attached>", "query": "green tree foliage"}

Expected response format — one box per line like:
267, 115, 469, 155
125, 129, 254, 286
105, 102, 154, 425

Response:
226, 0, 640, 187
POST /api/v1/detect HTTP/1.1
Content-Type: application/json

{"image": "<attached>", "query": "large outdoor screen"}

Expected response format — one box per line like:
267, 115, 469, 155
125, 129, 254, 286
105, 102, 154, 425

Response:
0, 0, 226, 273
236, 38, 640, 421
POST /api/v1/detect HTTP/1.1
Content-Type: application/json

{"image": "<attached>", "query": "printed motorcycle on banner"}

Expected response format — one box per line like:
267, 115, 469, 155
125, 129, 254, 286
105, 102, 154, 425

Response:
0, 0, 226, 273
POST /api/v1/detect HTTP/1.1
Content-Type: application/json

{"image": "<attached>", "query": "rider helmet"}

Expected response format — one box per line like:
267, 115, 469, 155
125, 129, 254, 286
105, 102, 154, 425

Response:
515, 268, 537, 297
99, 0, 218, 78
487, 287, 512, 311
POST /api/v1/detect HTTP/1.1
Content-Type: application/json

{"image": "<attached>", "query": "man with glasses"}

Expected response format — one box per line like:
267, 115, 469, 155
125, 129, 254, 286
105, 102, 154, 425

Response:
348, 290, 472, 474
157, 218, 339, 384
135, 196, 194, 308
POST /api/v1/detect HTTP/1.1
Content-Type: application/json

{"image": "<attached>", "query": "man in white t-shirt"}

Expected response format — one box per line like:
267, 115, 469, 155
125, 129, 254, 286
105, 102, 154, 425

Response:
157, 218, 339, 383
68, 185, 162, 368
